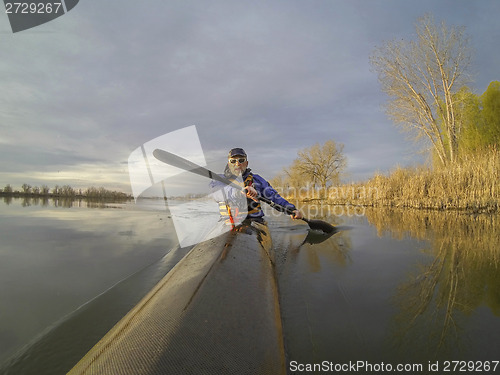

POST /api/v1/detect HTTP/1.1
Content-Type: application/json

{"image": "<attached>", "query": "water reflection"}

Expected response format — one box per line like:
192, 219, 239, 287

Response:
299, 202, 353, 270
364, 208, 500, 360
3, 197, 498, 371
270, 202, 353, 273
0, 198, 178, 370
2, 196, 131, 208
276, 204, 500, 368
296, 230, 352, 272
272, 208, 355, 367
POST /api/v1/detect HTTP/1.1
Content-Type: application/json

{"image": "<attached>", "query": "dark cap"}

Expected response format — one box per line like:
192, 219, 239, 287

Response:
228, 147, 247, 157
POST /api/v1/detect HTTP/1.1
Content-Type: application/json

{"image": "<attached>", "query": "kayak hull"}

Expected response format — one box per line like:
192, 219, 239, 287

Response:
68, 220, 286, 375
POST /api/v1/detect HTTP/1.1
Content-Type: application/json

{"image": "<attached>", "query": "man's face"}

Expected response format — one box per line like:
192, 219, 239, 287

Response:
228, 155, 248, 175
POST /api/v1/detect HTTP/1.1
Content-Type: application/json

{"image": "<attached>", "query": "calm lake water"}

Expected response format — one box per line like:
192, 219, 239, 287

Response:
273, 206, 500, 374
0, 198, 499, 374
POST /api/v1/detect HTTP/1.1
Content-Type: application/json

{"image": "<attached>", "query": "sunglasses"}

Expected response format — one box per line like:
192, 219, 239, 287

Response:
229, 157, 247, 164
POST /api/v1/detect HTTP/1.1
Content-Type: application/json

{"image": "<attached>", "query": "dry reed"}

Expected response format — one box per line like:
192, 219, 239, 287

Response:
326, 148, 499, 213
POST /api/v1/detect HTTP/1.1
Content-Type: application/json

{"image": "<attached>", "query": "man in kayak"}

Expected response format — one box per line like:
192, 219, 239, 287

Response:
210, 147, 303, 223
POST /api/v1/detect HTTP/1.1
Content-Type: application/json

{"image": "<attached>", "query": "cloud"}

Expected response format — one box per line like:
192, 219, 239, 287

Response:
1, 0, 498, 192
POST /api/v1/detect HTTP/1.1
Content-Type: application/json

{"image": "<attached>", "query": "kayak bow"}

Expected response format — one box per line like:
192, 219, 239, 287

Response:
68, 221, 286, 374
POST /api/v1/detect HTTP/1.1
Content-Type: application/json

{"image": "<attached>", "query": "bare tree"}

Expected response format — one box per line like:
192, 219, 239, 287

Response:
41, 185, 50, 195
21, 183, 32, 194
293, 140, 346, 195
370, 14, 472, 165
3, 184, 13, 193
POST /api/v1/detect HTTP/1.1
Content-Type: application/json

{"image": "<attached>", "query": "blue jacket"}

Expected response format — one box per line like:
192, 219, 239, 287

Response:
210, 168, 296, 219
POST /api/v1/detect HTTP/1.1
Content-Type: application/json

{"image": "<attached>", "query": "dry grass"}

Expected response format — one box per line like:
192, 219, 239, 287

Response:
325, 148, 499, 212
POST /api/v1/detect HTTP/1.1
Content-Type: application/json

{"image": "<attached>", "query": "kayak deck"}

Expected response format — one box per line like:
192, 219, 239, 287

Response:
68, 221, 286, 375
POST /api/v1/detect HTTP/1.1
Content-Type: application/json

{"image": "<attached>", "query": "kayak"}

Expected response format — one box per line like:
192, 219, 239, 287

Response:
68, 220, 286, 375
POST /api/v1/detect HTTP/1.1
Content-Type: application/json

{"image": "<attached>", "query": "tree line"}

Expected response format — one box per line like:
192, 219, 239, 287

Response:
0, 183, 132, 200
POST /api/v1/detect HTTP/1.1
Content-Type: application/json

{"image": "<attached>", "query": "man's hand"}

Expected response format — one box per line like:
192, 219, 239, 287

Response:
243, 186, 259, 201
291, 210, 303, 220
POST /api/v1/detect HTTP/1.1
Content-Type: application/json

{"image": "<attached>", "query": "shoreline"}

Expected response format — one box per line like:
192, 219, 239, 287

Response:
0, 192, 132, 201
295, 197, 499, 215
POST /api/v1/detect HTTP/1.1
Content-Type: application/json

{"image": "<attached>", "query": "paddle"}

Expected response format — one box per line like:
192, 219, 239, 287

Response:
152, 148, 336, 235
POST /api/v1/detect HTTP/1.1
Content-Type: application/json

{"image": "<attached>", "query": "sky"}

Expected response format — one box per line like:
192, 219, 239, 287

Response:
1, 0, 499, 195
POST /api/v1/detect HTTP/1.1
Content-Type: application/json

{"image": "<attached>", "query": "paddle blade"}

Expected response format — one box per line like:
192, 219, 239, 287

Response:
303, 230, 335, 245
303, 218, 337, 234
